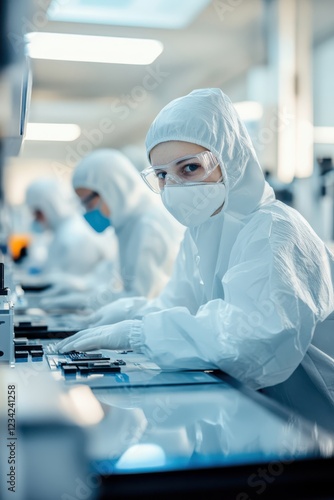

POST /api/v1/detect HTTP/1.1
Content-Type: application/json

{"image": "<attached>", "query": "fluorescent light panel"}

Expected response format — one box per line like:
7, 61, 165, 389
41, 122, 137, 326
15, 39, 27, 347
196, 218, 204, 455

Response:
26, 32, 163, 65
233, 101, 263, 122
314, 127, 334, 144
25, 123, 81, 142
47, 0, 211, 29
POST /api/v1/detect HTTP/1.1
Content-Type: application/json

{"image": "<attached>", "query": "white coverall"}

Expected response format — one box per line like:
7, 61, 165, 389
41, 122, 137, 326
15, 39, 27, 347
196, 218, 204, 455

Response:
58, 89, 334, 432
25, 177, 115, 279
42, 149, 184, 312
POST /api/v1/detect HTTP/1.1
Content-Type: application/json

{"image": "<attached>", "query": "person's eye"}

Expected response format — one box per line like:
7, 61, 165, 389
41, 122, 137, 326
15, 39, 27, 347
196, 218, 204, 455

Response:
182, 162, 201, 174
155, 170, 167, 180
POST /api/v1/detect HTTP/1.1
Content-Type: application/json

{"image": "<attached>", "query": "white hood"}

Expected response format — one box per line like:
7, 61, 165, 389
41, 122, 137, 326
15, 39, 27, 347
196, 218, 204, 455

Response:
72, 148, 162, 230
145, 87, 275, 219
25, 177, 78, 230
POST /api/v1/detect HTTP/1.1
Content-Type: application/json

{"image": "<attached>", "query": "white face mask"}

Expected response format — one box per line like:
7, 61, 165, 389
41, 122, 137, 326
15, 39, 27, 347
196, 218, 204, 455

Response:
161, 182, 226, 227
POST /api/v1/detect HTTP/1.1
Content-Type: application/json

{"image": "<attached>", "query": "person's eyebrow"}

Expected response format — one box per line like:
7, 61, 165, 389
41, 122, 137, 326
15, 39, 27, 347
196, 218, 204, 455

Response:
153, 158, 185, 168
153, 155, 197, 168
175, 158, 187, 165
175, 155, 198, 165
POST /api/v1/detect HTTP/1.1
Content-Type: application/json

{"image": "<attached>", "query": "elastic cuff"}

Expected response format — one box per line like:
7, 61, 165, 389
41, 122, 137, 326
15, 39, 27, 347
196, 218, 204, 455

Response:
129, 320, 144, 352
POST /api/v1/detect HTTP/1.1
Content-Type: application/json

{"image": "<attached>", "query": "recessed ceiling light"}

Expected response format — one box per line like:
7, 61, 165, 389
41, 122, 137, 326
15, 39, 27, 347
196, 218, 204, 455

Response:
314, 127, 334, 144
26, 32, 163, 65
233, 101, 264, 122
25, 123, 81, 142
47, 0, 211, 29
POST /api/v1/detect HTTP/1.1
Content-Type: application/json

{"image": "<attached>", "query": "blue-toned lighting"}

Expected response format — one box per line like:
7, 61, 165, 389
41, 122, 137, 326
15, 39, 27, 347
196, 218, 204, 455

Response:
47, 0, 211, 29
26, 32, 163, 65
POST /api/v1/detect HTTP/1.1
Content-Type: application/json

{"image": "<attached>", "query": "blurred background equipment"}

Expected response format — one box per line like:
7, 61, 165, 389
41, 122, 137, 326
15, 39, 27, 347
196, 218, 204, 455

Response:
0, 0, 333, 253
0, 365, 98, 500
318, 156, 334, 242
0, 0, 33, 366
1, 2, 334, 498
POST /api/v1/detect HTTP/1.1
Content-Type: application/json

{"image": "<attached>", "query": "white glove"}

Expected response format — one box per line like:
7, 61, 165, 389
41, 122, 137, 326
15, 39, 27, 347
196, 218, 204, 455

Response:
56, 320, 139, 352
85, 297, 148, 327
39, 283, 73, 298
46, 313, 94, 331
39, 273, 89, 297
39, 292, 89, 311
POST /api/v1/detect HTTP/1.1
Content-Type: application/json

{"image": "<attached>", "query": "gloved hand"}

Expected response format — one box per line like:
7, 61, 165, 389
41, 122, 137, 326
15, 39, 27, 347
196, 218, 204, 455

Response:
39, 274, 89, 298
84, 297, 148, 327
56, 320, 139, 352
39, 291, 89, 311
46, 312, 94, 331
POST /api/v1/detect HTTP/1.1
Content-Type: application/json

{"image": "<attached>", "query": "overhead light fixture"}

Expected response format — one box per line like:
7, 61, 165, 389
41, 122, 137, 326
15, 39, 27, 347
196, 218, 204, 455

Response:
26, 32, 163, 65
47, 0, 211, 29
233, 101, 263, 122
314, 127, 334, 144
25, 123, 81, 142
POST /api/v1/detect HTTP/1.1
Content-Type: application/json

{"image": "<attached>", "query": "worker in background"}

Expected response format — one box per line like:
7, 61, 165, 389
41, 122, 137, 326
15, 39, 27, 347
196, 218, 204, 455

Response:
24, 176, 119, 294
40, 148, 184, 312
57, 88, 334, 433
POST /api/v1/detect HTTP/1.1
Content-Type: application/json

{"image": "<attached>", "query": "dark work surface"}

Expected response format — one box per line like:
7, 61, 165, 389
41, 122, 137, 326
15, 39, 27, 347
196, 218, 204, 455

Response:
99, 456, 334, 499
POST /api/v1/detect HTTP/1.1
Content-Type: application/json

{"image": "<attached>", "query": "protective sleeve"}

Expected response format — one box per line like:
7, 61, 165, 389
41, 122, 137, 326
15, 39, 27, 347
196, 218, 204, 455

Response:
130, 230, 205, 318
130, 212, 334, 390
81, 214, 182, 310
47, 221, 105, 276
85, 229, 204, 324
119, 215, 180, 299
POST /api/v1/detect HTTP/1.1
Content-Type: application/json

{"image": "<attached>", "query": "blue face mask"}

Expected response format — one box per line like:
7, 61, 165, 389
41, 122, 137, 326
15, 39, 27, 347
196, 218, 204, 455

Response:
83, 207, 111, 233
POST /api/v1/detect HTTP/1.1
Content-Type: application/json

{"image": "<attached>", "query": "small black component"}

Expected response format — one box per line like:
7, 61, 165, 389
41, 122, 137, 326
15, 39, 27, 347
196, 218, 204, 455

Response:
78, 365, 121, 375
59, 360, 111, 368
14, 324, 48, 332
62, 365, 78, 375
15, 350, 29, 360
15, 344, 44, 353
115, 359, 126, 366
0, 263, 9, 296
67, 351, 105, 361
30, 350, 44, 358
13, 338, 29, 345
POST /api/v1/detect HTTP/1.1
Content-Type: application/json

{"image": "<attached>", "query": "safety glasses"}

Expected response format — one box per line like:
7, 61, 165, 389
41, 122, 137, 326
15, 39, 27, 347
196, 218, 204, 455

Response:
80, 191, 99, 211
141, 151, 220, 194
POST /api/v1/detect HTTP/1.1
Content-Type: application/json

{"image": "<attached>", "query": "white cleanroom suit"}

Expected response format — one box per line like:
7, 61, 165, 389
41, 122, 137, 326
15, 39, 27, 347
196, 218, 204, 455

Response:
25, 177, 114, 278
57, 89, 334, 432
42, 149, 184, 311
